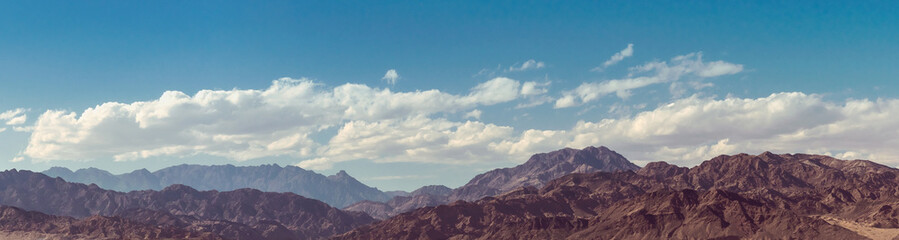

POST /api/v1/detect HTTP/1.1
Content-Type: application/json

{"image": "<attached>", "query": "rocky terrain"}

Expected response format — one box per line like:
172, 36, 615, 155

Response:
345, 146, 639, 219
43, 164, 389, 208
336, 152, 899, 239
0, 205, 221, 240
0, 169, 374, 239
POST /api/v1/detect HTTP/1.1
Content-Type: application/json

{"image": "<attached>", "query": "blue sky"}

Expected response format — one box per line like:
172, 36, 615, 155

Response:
1, 1, 898, 191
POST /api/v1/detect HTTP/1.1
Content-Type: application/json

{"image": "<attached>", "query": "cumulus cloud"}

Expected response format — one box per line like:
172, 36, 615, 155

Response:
0, 108, 27, 125
593, 43, 634, 71
382, 69, 399, 85
464, 77, 522, 105
24, 77, 531, 163
464, 109, 482, 119
507, 59, 545, 72
296, 116, 514, 170
556, 52, 743, 108
505, 92, 899, 166
520, 81, 549, 96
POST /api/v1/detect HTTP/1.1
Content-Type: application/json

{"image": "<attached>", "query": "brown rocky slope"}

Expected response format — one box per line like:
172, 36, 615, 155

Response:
335, 152, 899, 239
344, 146, 638, 219
0, 205, 222, 240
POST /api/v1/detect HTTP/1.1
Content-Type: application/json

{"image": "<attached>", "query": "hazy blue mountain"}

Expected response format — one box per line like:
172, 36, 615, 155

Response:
42, 164, 390, 208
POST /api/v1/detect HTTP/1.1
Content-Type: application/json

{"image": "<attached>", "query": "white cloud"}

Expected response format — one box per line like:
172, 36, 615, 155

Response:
556, 52, 743, 108
507, 92, 899, 166
0, 109, 25, 119
18, 73, 899, 171
593, 43, 634, 71
12, 126, 33, 132
24, 77, 530, 163
464, 109, 482, 119
0, 108, 27, 125
5, 115, 26, 125
382, 69, 399, 85
463, 77, 522, 105
520, 81, 549, 96
0, 128, 5, 133
297, 116, 514, 170
507, 59, 545, 72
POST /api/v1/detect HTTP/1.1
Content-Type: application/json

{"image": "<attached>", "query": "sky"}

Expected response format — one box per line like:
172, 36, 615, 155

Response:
1, 1, 898, 191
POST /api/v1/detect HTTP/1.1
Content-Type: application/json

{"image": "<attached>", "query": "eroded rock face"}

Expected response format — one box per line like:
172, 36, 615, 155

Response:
452, 146, 639, 202
0, 170, 375, 239
346, 146, 639, 219
0, 205, 222, 240
336, 152, 899, 239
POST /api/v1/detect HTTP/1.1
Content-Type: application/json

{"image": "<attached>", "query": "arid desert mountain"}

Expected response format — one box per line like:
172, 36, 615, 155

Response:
43, 163, 390, 208
335, 152, 899, 239
0, 205, 222, 240
0, 169, 374, 239
345, 146, 639, 219
451, 145, 639, 201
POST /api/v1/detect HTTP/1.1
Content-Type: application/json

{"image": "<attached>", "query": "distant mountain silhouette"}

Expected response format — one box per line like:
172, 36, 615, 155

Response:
336, 152, 899, 239
43, 164, 390, 208
345, 146, 639, 219
0, 169, 374, 239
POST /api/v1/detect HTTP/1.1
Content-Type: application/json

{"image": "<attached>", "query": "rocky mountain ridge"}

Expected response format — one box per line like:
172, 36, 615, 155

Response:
336, 152, 899, 239
43, 163, 389, 208
0, 169, 374, 239
344, 146, 640, 219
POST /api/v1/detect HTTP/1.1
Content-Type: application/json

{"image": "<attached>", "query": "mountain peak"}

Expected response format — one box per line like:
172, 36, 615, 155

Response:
452, 146, 639, 202
161, 184, 201, 194
329, 170, 352, 179
43, 167, 75, 177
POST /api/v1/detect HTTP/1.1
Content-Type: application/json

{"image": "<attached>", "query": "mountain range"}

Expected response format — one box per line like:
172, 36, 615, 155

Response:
344, 146, 639, 219
0, 169, 374, 239
6, 146, 899, 239
42, 164, 389, 208
336, 152, 899, 239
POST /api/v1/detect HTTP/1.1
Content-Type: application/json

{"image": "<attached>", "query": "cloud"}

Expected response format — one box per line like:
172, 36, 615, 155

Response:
382, 69, 399, 85
296, 116, 514, 170
520, 81, 549, 96
0, 108, 27, 125
24, 77, 530, 163
507, 59, 545, 72
464, 77, 522, 105
593, 43, 634, 71
505, 92, 899, 166
556, 52, 743, 108
464, 109, 482, 119
12, 126, 33, 132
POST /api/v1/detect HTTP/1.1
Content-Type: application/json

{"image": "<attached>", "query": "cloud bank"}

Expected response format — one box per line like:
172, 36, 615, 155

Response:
23, 77, 534, 165
17, 49, 899, 171
504, 92, 899, 165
